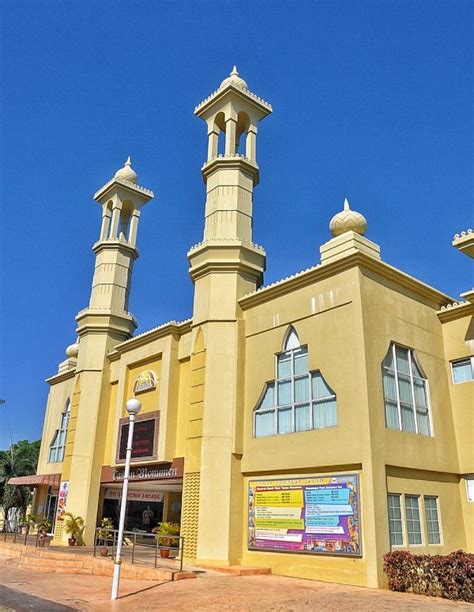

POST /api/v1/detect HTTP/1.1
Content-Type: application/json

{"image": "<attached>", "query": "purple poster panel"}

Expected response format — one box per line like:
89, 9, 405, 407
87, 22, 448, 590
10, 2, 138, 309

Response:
248, 474, 361, 556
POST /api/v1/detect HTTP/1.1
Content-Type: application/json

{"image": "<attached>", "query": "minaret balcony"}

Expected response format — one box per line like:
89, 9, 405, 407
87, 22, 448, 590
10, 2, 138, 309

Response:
201, 154, 260, 186
92, 237, 139, 260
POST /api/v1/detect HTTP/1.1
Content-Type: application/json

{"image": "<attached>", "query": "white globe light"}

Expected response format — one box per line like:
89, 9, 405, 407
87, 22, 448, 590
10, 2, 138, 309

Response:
126, 398, 141, 415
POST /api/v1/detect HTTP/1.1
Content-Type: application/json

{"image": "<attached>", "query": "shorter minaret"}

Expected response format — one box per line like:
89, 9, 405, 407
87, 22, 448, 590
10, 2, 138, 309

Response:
320, 198, 381, 264
76, 158, 154, 341
61, 159, 153, 545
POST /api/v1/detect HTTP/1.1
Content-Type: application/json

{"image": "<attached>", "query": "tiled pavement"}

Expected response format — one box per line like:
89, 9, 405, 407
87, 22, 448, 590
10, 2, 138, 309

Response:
0, 554, 471, 611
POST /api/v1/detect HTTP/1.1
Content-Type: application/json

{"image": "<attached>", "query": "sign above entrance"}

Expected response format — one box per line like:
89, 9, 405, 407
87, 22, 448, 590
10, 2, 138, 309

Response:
104, 488, 164, 502
113, 465, 179, 482
133, 370, 157, 394
101, 458, 184, 485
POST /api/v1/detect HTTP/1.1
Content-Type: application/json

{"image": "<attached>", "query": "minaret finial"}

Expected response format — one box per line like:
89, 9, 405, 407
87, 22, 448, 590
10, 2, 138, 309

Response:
218, 65, 248, 91
114, 156, 137, 184
329, 198, 367, 237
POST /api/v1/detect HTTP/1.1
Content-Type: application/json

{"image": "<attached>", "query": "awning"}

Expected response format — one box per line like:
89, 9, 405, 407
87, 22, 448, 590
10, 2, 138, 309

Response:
7, 473, 61, 487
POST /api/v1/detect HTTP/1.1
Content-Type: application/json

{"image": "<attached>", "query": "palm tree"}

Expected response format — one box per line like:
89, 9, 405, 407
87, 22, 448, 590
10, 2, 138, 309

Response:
0, 440, 40, 526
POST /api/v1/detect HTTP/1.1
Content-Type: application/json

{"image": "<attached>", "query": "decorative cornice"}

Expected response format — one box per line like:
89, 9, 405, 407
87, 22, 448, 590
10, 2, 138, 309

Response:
437, 300, 474, 323
452, 229, 474, 258
75, 307, 137, 339
94, 177, 154, 201
92, 238, 139, 259
107, 318, 193, 360
76, 306, 137, 323
201, 155, 260, 185
239, 252, 453, 310
453, 229, 473, 240
188, 240, 266, 284
46, 368, 76, 386
187, 238, 265, 257
194, 81, 272, 115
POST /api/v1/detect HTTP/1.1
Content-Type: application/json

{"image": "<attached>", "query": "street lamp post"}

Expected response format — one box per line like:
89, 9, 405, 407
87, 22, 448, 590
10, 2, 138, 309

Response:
111, 398, 141, 601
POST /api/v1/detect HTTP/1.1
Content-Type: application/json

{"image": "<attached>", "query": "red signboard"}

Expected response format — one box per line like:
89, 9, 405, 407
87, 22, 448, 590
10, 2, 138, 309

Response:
119, 419, 155, 460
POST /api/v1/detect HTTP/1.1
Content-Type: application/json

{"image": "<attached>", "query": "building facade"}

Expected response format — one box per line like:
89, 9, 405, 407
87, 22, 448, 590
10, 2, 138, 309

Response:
21, 69, 473, 588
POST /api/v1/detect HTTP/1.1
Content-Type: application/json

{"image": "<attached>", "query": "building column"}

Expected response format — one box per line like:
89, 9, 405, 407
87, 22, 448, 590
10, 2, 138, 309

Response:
246, 126, 257, 161
99, 205, 112, 241
225, 118, 237, 156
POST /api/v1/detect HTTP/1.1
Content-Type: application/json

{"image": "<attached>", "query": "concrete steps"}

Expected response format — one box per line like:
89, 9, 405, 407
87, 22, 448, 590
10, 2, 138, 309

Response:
197, 564, 272, 576
0, 540, 195, 582
19, 555, 87, 572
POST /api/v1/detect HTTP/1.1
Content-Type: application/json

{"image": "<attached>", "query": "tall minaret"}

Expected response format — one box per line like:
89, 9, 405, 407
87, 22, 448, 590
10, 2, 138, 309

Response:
183, 69, 271, 565
189, 66, 272, 315
58, 159, 153, 544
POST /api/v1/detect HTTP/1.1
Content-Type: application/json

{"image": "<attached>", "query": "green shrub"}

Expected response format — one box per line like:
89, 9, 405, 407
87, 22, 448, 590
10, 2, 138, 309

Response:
384, 550, 473, 603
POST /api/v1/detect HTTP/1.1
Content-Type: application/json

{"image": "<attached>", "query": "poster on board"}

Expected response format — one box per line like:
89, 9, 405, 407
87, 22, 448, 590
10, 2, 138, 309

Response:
56, 481, 69, 522
247, 474, 361, 556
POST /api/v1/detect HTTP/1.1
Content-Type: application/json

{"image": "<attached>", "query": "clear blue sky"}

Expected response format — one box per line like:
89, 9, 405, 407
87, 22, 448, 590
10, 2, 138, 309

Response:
0, 0, 472, 450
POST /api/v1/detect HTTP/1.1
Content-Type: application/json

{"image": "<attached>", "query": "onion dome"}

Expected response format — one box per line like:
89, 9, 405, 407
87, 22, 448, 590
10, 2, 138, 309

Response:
329, 198, 367, 237
114, 156, 137, 184
220, 66, 248, 90
65, 341, 79, 359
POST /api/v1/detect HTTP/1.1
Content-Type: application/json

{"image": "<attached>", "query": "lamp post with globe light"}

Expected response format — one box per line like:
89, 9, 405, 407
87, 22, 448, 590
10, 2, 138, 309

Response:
111, 397, 141, 600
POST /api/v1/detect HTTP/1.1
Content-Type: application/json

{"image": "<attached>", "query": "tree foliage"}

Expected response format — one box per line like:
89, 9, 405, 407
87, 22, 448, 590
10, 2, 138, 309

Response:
0, 439, 41, 518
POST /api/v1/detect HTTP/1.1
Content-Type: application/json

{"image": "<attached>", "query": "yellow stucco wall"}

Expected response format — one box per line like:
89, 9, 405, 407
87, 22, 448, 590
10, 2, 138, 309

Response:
37, 260, 472, 583
37, 374, 76, 476
122, 359, 162, 417
386, 466, 467, 553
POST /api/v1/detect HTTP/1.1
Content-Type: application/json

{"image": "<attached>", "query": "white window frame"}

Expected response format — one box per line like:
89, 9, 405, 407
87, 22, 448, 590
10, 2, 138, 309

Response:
423, 495, 443, 545
253, 327, 337, 438
404, 494, 424, 546
450, 357, 474, 384
387, 493, 405, 547
388, 493, 443, 548
382, 344, 433, 436
465, 475, 474, 503
48, 400, 70, 464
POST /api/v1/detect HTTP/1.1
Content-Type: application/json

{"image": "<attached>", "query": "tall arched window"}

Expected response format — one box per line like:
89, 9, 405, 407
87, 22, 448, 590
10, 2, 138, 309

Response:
382, 344, 431, 435
48, 399, 70, 463
254, 327, 337, 437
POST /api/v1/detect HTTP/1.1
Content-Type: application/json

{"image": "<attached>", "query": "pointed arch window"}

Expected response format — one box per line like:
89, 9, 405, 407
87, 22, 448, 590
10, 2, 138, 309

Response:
382, 344, 431, 436
254, 328, 337, 438
48, 399, 70, 463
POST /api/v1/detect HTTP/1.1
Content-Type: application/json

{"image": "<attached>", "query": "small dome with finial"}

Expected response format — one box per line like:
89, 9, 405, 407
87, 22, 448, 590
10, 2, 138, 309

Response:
114, 156, 137, 184
329, 198, 368, 237
220, 66, 248, 90
66, 341, 79, 359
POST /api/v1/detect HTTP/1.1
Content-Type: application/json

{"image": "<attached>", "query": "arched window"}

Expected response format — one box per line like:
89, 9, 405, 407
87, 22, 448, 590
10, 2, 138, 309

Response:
48, 399, 70, 463
254, 328, 337, 437
382, 344, 431, 435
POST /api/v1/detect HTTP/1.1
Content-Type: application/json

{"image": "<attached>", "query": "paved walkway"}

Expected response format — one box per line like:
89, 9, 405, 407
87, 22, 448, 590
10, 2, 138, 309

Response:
0, 584, 76, 611
0, 554, 470, 611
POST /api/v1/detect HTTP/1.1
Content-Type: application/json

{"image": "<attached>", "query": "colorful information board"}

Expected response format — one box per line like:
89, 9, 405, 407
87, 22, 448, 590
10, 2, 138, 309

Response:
247, 474, 361, 556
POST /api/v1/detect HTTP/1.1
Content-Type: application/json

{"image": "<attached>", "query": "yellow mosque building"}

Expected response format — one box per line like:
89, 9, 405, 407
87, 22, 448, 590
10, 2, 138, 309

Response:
18, 68, 473, 587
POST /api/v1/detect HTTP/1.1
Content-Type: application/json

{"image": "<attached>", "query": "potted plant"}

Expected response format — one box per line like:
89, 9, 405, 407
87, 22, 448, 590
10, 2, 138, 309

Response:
97, 517, 114, 556
20, 514, 33, 536
153, 521, 180, 558
63, 512, 84, 546
25, 513, 38, 534
37, 516, 52, 547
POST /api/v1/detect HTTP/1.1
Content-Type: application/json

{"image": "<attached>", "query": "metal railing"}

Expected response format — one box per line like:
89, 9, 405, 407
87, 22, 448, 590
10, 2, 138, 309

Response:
93, 528, 184, 572
0, 518, 53, 548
